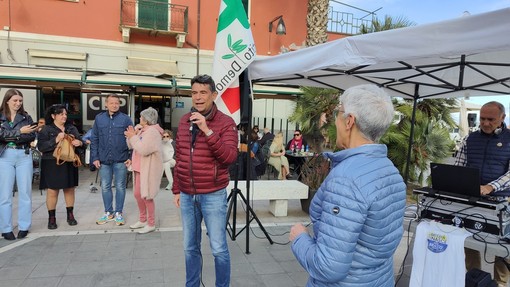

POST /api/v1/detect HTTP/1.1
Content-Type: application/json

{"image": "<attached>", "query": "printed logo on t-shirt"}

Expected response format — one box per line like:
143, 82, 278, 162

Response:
426, 232, 448, 253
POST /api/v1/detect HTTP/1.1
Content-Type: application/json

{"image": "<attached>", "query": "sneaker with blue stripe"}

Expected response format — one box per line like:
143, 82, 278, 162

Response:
96, 212, 114, 225
115, 212, 125, 226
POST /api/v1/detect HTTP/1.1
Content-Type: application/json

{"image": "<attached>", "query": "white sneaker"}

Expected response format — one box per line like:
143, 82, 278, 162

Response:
138, 225, 156, 234
129, 221, 147, 229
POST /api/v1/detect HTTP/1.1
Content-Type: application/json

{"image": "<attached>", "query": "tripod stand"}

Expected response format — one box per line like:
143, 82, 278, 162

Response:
226, 150, 273, 253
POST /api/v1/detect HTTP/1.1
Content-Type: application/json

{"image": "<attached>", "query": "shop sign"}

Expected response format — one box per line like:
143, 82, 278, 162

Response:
87, 94, 129, 120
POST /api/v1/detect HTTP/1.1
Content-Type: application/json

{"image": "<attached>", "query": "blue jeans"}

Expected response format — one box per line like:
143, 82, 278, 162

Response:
99, 162, 127, 214
180, 189, 230, 287
0, 149, 33, 233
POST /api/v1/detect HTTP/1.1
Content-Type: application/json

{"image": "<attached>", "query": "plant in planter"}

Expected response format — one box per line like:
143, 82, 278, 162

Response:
299, 154, 331, 214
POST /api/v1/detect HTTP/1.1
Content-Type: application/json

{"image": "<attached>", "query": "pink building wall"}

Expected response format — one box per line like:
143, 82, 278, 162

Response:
0, 0, 346, 55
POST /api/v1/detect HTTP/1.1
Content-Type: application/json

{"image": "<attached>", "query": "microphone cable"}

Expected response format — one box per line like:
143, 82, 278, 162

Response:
394, 203, 420, 286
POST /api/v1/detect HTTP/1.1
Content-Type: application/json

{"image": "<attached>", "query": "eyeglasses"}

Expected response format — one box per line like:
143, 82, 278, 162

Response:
333, 108, 345, 120
294, 134, 301, 137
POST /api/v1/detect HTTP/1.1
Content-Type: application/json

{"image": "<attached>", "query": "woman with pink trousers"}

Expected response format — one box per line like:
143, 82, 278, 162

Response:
125, 107, 164, 234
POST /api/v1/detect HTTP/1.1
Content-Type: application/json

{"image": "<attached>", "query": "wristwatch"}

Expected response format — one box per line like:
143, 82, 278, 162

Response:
205, 129, 214, 137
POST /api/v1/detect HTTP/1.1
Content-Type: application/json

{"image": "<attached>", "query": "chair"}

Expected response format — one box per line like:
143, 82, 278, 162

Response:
266, 162, 279, 180
31, 149, 44, 195
32, 149, 41, 182
260, 139, 278, 179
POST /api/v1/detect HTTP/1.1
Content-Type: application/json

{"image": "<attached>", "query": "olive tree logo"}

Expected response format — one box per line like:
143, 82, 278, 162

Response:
222, 34, 248, 63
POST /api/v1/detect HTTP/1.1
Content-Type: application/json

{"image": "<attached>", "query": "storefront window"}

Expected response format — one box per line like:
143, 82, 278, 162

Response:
41, 90, 83, 133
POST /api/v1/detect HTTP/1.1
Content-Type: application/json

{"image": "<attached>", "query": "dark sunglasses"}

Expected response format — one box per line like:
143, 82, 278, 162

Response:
294, 134, 301, 136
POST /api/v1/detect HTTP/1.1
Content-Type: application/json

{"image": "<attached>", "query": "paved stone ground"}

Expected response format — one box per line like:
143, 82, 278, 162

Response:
0, 167, 426, 286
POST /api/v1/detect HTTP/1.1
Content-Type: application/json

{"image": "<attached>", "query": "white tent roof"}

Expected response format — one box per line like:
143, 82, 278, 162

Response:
249, 8, 510, 100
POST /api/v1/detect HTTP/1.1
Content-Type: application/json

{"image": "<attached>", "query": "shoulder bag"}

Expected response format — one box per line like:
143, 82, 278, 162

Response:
53, 134, 82, 167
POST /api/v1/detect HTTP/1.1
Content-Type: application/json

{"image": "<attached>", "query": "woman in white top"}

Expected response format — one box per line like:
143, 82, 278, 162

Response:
161, 129, 175, 190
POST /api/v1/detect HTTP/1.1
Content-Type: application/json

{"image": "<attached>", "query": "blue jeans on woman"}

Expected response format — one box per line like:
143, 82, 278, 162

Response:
0, 149, 33, 233
180, 188, 230, 287
99, 162, 127, 214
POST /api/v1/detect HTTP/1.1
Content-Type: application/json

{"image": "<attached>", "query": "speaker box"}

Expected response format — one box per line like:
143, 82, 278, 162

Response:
465, 268, 497, 287
468, 113, 477, 127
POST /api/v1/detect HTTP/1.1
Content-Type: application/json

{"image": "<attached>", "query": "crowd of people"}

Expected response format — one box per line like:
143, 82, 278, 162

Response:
1, 78, 509, 286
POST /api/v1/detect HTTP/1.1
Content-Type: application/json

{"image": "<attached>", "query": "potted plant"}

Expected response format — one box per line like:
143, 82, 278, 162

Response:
299, 154, 331, 214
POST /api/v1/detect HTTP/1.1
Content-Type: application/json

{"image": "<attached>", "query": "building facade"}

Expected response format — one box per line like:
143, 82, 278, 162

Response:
0, 0, 347, 132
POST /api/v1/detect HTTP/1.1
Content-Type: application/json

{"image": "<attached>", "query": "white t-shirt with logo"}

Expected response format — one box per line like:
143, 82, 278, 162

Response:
410, 221, 471, 287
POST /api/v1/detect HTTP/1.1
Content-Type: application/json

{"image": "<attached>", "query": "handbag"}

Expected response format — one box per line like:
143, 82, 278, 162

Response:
252, 156, 262, 166
53, 134, 82, 167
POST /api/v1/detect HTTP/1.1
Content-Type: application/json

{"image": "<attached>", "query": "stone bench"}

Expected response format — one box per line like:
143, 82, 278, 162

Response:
227, 180, 309, 217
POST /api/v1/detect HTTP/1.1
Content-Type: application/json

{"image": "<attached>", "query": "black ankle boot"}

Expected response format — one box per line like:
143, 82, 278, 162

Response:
17, 230, 28, 239
66, 206, 77, 226
48, 209, 57, 230
1, 232, 15, 240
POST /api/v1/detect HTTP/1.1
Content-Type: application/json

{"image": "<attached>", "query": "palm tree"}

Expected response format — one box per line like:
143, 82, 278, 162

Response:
305, 0, 329, 46
285, 0, 333, 153
415, 98, 457, 127
359, 15, 416, 34
289, 87, 339, 152
381, 103, 455, 185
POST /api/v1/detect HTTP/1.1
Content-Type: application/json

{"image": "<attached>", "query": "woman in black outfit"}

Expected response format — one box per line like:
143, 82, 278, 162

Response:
37, 104, 83, 229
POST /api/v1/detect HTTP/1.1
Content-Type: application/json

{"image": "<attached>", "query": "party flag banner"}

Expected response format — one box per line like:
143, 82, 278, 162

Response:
212, 0, 256, 125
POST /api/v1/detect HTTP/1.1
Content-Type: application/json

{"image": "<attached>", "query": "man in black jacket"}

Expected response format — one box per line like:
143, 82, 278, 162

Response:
259, 127, 274, 147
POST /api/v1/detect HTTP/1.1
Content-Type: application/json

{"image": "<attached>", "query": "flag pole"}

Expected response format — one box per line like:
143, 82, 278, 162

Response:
225, 71, 273, 253
243, 70, 274, 252
211, 0, 271, 251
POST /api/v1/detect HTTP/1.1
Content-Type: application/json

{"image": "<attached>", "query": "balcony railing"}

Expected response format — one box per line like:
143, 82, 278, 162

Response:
327, 7, 373, 35
121, 0, 188, 33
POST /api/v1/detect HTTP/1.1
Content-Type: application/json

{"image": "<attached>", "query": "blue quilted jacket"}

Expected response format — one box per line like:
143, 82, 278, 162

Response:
292, 144, 406, 287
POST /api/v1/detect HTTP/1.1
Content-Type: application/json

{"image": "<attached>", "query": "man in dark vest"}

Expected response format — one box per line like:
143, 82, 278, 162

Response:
454, 101, 510, 286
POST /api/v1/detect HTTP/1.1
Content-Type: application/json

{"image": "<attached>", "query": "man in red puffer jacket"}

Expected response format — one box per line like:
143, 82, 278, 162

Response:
172, 74, 238, 287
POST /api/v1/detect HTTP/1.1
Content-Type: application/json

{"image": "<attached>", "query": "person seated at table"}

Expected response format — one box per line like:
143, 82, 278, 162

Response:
286, 129, 308, 152
249, 131, 265, 178
252, 125, 262, 139
268, 132, 290, 180
259, 127, 274, 147
286, 130, 308, 178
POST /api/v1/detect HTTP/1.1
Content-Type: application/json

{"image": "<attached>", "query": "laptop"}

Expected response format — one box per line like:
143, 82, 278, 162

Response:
430, 163, 481, 199
415, 163, 506, 205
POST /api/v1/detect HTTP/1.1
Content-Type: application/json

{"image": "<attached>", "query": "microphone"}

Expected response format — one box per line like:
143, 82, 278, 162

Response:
189, 107, 198, 131
190, 107, 199, 147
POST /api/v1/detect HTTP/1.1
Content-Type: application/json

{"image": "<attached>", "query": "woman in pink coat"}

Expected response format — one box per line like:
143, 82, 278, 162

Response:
125, 107, 164, 234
